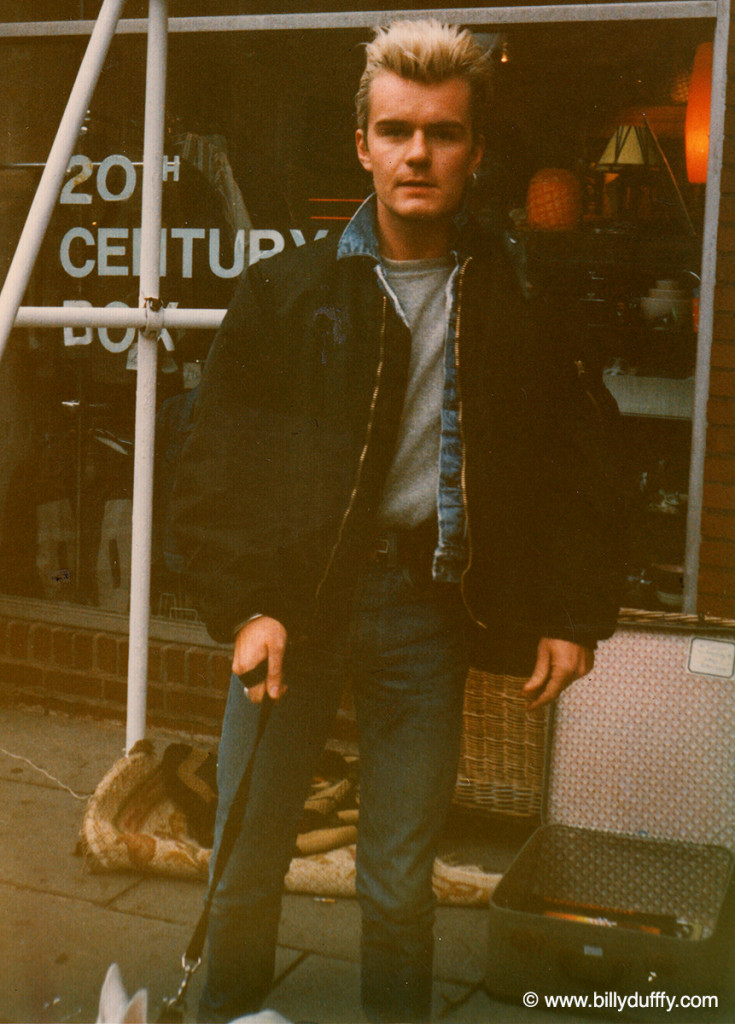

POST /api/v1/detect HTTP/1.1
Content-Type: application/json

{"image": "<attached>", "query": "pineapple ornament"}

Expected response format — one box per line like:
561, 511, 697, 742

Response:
525, 168, 583, 231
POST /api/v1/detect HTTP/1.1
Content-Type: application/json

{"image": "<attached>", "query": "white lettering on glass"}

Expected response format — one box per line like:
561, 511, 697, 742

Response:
289, 228, 329, 247
62, 300, 93, 346
60, 155, 94, 204
60, 227, 95, 277
96, 154, 137, 202
60, 153, 181, 204
98, 301, 136, 353
171, 228, 206, 278
97, 228, 129, 276
249, 229, 284, 265
60, 226, 331, 278
131, 227, 167, 278
209, 228, 246, 278
162, 155, 180, 182
61, 298, 179, 354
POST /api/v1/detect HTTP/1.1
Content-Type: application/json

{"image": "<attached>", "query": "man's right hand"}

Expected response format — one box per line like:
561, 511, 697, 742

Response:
232, 616, 288, 703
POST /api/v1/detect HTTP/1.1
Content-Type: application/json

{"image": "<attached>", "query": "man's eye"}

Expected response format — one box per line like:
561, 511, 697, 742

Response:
429, 127, 461, 142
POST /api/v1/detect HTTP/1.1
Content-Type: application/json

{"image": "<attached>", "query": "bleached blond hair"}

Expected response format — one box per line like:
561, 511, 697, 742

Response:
355, 19, 492, 139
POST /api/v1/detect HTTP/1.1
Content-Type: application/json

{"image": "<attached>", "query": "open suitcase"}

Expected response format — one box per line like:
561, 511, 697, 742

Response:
486, 623, 735, 1020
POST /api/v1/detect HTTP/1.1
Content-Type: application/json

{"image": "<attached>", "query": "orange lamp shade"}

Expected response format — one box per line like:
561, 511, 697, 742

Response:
685, 42, 713, 184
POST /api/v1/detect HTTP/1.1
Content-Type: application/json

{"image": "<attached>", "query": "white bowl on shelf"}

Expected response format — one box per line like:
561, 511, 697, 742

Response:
640, 296, 691, 322
649, 287, 687, 300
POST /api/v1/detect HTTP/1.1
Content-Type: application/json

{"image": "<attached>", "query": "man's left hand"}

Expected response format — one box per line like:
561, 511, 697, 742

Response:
523, 638, 594, 711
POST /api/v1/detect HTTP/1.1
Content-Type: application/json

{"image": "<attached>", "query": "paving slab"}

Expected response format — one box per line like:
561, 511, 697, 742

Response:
107, 877, 489, 987
267, 951, 484, 1024
275, 896, 490, 986
0, 707, 126, 794
108, 872, 207, 926
266, 952, 366, 1024
439, 808, 538, 876
0, 778, 141, 905
1, 882, 303, 1024
430, 981, 481, 1022
434, 906, 488, 985
439, 986, 582, 1024
112, 883, 362, 950
435, 984, 486, 1022
278, 894, 362, 962
0, 705, 204, 794
0, 883, 204, 1023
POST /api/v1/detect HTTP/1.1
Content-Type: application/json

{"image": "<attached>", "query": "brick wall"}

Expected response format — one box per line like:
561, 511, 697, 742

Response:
0, 614, 358, 741
700, 33, 735, 618
0, 615, 231, 734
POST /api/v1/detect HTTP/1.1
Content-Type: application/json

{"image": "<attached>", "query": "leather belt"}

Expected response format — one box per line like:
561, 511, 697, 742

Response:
366, 519, 438, 572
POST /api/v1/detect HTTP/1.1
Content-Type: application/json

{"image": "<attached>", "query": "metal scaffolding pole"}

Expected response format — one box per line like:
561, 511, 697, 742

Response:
0, 0, 127, 360
683, 0, 731, 613
0, 2, 720, 35
126, 0, 168, 752
14, 305, 226, 330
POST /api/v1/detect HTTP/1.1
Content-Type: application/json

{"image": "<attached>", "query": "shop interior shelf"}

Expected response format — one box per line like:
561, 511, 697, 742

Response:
603, 373, 694, 420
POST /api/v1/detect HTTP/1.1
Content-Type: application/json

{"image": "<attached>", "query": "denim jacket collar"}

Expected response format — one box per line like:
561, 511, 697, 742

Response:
336, 193, 473, 263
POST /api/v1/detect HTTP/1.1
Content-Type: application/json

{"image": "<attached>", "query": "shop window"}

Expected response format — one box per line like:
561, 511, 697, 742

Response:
0, 17, 714, 622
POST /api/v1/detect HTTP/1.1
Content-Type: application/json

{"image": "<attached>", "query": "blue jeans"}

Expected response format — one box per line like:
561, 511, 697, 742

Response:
198, 564, 469, 1023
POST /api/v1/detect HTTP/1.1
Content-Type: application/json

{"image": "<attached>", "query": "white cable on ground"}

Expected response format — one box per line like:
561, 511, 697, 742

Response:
0, 747, 87, 800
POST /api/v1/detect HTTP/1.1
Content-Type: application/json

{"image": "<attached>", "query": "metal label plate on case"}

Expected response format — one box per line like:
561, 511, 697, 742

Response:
688, 637, 735, 679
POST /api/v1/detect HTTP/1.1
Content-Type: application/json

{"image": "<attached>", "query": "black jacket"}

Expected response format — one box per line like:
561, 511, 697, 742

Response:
171, 230, 626, 675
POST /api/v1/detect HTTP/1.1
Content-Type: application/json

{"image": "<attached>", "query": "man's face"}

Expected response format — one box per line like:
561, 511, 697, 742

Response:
355, 71, 484, 230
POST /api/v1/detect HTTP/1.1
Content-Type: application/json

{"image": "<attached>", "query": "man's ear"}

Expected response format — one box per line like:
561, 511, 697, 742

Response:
469, 135, 485, 178
355, 128, 373, 173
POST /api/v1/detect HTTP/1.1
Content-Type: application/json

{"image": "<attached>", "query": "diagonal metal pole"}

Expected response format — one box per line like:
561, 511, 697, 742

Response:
0, 0, 127, 361
126, 0, 168, 752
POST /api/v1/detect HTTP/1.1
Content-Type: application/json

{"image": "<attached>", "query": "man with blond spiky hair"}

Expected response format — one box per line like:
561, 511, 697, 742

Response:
173, 18, 623, 1023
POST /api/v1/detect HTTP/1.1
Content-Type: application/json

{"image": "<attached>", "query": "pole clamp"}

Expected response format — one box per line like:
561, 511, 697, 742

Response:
142, 296, 165, 341
156, 956, 201, 1022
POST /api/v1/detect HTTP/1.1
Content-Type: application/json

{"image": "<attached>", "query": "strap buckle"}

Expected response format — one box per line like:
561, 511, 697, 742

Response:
157, 956, 201, 1023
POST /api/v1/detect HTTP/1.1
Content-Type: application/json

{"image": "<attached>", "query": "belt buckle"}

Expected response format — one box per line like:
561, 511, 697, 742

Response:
375, 538, 391, 557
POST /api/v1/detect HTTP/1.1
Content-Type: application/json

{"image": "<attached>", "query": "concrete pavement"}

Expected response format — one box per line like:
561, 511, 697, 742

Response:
0, 703, 586, 1024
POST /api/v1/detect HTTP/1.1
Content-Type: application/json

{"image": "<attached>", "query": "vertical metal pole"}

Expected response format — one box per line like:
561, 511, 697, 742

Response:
683, 0, 730, 614
126, 0, 168, 751
0, 0, 127, 361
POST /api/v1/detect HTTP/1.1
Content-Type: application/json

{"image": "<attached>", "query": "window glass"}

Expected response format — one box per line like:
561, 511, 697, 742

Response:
0, 18, 714, 621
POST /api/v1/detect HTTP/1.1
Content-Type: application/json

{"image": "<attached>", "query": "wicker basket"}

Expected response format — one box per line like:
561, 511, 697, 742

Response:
454, 610, 735, 819
454, 668, 549, 817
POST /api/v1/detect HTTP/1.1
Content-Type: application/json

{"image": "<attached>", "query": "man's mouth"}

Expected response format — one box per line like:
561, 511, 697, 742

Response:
399, 180, 435, 188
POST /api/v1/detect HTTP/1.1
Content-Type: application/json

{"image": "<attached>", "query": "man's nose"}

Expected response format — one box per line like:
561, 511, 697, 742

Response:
405, 129, 430, 164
